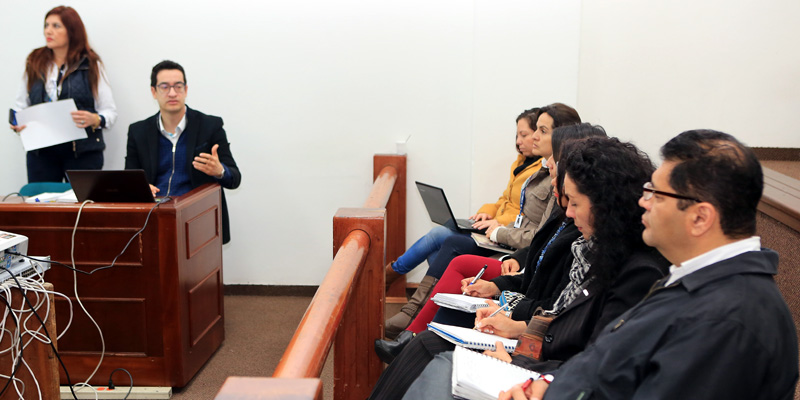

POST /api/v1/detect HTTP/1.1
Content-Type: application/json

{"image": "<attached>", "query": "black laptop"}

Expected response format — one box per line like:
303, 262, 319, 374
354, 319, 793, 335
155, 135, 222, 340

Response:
415, 182, 486, 234
66, 170, 156, 203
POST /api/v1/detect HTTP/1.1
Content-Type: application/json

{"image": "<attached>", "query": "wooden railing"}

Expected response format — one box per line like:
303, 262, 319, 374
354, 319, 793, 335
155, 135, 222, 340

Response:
216, 154, 407, 400
759, 167, 800, 232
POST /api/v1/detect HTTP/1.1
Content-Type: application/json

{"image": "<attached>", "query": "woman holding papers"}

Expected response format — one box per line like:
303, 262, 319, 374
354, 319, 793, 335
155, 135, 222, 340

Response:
10, 6, 117, 183
382, 103, 581, 340
368, 136, 668, 400
375, 122, 595, 364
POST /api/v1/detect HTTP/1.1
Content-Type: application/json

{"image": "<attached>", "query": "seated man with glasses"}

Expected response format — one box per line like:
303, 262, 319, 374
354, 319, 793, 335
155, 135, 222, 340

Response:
504, 130, 798, 400
125, 60, 241, 243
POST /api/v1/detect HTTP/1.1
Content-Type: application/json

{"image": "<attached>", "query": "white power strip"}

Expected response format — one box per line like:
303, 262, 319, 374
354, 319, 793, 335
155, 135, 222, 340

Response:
60, 386, 172, 399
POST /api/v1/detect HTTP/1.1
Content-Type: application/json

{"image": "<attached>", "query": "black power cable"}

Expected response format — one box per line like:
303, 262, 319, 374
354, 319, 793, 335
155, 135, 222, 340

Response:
108, 368, 133, 399
6, 197, 168, 276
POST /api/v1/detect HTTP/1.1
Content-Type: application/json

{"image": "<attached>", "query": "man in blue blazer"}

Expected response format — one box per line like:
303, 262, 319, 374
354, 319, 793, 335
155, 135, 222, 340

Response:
125, 60, 241, 244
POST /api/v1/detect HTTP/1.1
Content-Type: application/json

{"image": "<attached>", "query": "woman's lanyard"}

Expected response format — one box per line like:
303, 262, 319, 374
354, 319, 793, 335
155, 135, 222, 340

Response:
514, 173, 535, 228
534, 221, 568, 273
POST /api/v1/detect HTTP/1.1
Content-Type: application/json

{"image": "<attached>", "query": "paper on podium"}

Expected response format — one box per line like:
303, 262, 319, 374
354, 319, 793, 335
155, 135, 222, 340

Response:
15, 99, 87, 151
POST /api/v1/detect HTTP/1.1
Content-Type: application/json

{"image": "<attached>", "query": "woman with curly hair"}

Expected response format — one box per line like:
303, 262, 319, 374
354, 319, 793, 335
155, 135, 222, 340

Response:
369, 136, 669, 400
11, 6, 117, 182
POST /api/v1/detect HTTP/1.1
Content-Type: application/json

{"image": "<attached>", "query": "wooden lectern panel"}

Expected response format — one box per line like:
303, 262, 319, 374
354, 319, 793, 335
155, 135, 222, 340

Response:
0, 184, 225, 387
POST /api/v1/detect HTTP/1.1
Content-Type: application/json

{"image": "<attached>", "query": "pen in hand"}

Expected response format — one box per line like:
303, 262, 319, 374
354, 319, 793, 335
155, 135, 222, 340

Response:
474, 303, 509, 330
464, 264, 488, 294
521, 377, 535, 391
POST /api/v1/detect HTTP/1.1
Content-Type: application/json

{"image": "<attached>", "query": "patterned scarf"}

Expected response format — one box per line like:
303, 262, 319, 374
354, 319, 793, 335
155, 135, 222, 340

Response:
546, 236, 593, 315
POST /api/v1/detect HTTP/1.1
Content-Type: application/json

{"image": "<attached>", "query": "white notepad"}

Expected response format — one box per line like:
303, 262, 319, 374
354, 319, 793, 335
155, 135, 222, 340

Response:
428, 322, 518, 352
451, 346, 540, 400
432, 293, 499, 313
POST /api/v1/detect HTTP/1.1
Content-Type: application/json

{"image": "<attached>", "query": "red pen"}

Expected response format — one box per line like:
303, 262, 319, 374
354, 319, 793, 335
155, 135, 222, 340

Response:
521, 377, 535, 390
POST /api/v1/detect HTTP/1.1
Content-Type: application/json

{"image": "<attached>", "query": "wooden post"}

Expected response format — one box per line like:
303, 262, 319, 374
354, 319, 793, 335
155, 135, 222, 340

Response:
332, 208, 386, 400
374, 154, 407, 301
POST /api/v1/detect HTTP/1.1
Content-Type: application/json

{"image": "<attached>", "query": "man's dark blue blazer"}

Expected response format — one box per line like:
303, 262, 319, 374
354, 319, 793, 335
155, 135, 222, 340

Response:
125, 106, 241, 244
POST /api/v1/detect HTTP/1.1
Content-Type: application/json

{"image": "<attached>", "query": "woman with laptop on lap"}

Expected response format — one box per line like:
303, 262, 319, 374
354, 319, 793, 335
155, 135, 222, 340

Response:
381, 107, 548, 338
381, 103, 581, 341
10, 6, 117, 183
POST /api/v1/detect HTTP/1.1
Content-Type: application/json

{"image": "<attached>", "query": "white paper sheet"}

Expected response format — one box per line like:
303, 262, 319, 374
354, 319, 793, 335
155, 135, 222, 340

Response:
15, 99, 88, 151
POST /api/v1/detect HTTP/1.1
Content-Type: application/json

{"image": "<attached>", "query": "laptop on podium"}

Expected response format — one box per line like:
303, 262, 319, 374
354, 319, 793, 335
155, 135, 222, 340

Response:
415, 181, 486, 234
66, 170, 156, 203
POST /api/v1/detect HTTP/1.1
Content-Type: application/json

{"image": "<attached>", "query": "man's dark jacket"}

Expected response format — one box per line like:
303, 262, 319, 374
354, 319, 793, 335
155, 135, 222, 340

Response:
545, 249, 799, 400
125, 106, 241, 243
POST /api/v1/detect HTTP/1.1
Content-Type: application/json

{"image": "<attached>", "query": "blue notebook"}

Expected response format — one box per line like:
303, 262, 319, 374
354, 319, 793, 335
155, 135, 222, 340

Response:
427, 322, 517, 352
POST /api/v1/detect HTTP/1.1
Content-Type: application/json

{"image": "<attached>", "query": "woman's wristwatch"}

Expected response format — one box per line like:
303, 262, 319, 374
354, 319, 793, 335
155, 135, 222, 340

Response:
538, 373, 554, 384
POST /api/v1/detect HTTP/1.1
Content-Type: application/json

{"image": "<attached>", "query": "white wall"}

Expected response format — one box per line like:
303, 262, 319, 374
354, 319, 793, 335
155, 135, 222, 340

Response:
0, 1, 580, 285
2, 1, 796, 285
577, 0, 800, 158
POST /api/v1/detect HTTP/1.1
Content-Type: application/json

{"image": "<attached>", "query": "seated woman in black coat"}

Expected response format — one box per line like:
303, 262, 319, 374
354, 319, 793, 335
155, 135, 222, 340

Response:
369, 136, 669, 400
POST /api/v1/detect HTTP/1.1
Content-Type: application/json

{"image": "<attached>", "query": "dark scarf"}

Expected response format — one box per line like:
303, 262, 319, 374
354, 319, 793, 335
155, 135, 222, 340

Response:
513, 156, 540, 176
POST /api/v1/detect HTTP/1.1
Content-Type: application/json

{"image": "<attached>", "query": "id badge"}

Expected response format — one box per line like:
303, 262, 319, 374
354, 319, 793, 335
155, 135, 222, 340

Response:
514, 214, 523, 228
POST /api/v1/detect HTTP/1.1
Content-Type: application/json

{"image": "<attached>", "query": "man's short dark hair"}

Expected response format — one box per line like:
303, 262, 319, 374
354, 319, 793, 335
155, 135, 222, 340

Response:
661, 129, 763, 238
150, 60, 186, 87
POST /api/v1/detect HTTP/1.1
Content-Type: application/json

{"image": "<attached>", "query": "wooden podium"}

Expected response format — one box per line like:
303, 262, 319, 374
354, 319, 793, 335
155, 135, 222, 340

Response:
0, 184, 225, 387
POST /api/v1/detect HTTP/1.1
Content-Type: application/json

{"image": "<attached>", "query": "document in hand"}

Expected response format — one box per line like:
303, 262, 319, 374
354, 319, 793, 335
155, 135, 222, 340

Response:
451, 346, 540, 400
432, 293, 499, 313
428, 322, 517, 352
15, 99, 87, 151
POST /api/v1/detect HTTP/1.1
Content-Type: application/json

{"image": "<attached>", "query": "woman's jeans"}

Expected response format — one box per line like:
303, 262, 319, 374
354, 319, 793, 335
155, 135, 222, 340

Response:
392, 226, 460, 274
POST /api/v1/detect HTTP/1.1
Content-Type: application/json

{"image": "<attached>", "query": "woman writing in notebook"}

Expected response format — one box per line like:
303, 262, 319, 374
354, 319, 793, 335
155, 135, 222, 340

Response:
375, 122, 594, 364
369, 136, 668, 400
382, 103, 581, 340
10, 6, 117, 183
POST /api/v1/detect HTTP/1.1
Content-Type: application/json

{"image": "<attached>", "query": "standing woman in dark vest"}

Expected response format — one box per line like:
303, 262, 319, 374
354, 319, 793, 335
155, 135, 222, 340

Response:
10, 6, 117, 183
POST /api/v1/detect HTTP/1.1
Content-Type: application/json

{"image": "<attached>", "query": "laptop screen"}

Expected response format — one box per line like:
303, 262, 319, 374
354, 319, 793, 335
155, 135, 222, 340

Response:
66, 170, 156, 203
415, 182, 458, 227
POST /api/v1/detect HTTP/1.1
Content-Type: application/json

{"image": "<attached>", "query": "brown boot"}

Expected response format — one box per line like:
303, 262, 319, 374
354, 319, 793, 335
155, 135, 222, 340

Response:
385, 262, 402, 290
384, 275, 438, 339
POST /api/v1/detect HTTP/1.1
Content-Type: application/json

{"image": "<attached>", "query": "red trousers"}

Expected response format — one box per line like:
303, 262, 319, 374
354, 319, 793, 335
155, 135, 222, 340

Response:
407, 255, 502, 333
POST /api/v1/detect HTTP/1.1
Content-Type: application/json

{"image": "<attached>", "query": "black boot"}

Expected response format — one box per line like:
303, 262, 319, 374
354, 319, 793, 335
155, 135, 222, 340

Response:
374, 330, 414, 364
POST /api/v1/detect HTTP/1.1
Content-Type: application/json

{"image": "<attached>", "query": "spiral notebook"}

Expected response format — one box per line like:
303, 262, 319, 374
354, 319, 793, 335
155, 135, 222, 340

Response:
432, 293, 499, 313
428, 322, 517, 352
452, 346, 540, 400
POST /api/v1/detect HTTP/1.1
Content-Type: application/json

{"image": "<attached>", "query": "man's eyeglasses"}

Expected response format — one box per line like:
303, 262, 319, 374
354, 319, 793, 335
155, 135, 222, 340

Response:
642, 182, 701, 203
156, 82, 186, 94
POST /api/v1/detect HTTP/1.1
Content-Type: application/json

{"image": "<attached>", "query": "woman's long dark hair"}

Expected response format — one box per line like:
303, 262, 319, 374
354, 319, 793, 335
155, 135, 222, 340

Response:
559, 137, 656, 284
551, 123, 608, 209
26, 6, 102, 96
